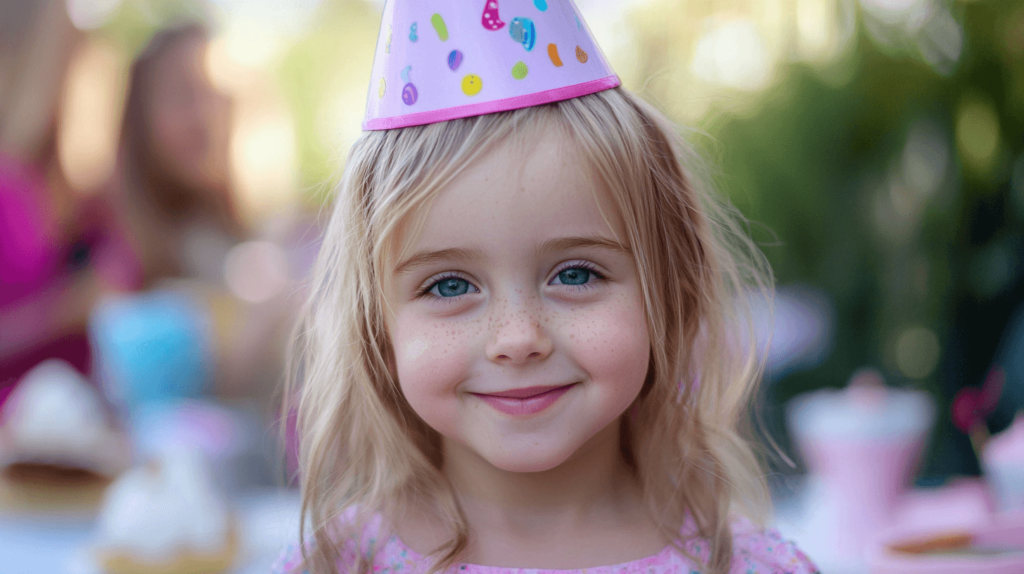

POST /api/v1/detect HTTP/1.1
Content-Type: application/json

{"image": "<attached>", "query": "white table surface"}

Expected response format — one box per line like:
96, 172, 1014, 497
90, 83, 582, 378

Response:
0, 488, 300, 574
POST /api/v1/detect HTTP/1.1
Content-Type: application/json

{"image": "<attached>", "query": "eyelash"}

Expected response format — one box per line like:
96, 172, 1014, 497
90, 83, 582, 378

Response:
550, 261, 607, 292
417, 262, 607, 300
417, 272, 476, 302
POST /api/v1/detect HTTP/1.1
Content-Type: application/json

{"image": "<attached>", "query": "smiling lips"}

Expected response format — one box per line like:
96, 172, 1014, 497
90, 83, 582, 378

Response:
473, 384, 577, 416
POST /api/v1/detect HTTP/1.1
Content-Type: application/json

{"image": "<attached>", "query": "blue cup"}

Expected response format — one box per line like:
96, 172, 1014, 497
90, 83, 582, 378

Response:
90, 290, 214, 410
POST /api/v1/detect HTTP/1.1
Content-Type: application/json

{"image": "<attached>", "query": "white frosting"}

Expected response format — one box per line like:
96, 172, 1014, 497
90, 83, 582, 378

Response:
0, 360, 128, 475
97, 449, 229, 560
788, 375, 935, 440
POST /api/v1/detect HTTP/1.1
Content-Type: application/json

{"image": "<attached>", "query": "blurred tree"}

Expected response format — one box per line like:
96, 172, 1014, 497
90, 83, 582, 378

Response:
278, 0, 379, 192
682, 0, 1024, 477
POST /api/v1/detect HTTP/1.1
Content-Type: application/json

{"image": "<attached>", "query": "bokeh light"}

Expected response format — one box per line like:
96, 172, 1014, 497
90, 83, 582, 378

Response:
57, 39, 125, 193
222, 241, 289, 304
66, 0, 123, 31
230, 101, 298, 219
956, 93, 1002, 175
691, 17, 774, 92
901, 119, 949, 199
795, 0, 855, 64
895, 326, 941, 380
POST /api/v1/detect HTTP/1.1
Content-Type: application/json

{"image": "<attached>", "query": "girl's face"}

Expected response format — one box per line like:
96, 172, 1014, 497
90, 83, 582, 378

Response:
146, 34, 231, 195
386, 130, 651, 473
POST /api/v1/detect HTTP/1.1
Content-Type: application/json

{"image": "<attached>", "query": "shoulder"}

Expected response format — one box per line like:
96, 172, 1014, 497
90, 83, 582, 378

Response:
270, 509, 416, 574
724, 516, 820, 574
678, 515, 819, 574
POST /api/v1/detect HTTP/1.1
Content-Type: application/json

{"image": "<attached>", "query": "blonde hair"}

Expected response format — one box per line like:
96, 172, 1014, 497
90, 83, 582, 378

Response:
286, 87, 773, 574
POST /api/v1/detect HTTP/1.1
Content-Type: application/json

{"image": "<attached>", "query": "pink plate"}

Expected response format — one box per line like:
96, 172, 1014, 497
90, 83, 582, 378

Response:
868, 511, 1024, 574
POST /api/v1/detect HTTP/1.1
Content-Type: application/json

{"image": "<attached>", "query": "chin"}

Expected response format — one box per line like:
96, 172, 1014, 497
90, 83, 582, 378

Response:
477, 441, 579, 473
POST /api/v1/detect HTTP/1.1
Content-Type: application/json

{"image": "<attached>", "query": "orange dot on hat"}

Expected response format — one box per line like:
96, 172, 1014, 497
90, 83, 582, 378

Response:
548, 44, 563, 67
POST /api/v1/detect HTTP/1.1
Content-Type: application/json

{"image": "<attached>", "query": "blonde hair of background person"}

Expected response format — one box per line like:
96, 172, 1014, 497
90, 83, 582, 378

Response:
282, 88, 810, 574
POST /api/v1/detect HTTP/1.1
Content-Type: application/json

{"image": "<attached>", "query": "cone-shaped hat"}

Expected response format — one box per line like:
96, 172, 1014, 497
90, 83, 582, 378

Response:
363, 0, 619, 130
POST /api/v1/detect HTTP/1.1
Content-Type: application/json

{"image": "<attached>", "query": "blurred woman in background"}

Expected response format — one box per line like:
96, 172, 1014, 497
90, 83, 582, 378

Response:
106, 22, 295, 404
117, 22, 242, 287
0, 0, 137, 402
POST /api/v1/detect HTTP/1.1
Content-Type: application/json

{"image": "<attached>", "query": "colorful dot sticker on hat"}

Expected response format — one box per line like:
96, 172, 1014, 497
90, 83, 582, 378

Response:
431, 14, 449, 41
548, 44, 562, 67
482, 1, 505, 31
402, 83, 418, 105
461, 74, 482, 96
448, 50, 463, 71
509, 18, 536, 51
363, 0, 621, 130
512, 61, 528, 79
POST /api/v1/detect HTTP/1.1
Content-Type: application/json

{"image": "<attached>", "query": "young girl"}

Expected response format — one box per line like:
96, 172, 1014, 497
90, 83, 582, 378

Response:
277, 2, 818, 573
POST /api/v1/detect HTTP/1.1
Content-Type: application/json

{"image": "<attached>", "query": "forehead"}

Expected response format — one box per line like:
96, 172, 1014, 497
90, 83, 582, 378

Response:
393, 127, 627, 262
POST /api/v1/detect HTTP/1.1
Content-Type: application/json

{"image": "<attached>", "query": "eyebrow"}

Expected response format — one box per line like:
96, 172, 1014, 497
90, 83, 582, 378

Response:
539, 236, 630, 255
393, 247, 484, 276
393, 236, 629, 276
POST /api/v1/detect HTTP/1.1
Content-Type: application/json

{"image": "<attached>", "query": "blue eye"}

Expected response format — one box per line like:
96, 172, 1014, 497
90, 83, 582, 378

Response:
432, 277, 472, 297
556, 267, 591, 285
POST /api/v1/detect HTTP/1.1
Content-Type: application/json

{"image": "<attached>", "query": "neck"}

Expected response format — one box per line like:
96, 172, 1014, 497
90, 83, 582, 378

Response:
441, 417, 641, 531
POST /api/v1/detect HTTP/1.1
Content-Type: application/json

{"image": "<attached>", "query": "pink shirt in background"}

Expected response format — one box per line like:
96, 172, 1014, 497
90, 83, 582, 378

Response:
0, 157, 57, 307
0, 155, 141, 403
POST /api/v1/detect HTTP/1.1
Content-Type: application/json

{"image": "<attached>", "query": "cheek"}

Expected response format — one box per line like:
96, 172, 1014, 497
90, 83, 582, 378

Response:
391, 313, 477, 427
565, 293, 650, 401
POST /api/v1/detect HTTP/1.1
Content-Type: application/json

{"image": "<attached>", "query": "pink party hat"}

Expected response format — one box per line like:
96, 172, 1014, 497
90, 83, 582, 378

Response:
363, 0, 620, 130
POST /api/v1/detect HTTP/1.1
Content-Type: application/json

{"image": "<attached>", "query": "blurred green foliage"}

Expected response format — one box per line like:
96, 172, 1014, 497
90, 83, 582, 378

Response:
694, 0, 1024, 476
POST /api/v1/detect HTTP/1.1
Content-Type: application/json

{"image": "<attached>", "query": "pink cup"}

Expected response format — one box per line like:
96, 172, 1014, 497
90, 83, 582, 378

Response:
983, 415, 1024, 513
797, 436, 928, 556
787, 377, 935, 560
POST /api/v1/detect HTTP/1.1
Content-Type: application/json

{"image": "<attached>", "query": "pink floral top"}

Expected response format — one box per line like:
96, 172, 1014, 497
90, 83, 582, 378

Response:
271, 514, 818, 574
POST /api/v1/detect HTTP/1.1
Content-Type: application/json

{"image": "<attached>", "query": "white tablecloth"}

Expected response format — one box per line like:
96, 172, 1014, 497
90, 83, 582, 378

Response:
0, 488, 300, 574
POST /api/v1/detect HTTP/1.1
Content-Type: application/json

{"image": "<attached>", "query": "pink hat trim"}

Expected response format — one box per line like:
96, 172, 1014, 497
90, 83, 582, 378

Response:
363, 75, 621, 131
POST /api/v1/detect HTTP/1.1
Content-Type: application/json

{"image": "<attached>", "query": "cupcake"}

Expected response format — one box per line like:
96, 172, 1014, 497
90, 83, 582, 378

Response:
95, 449, 237, 574
0, 359, 130, 510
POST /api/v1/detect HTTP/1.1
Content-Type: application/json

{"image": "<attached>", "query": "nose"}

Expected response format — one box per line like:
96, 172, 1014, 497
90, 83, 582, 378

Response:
485, 299, 553, 365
